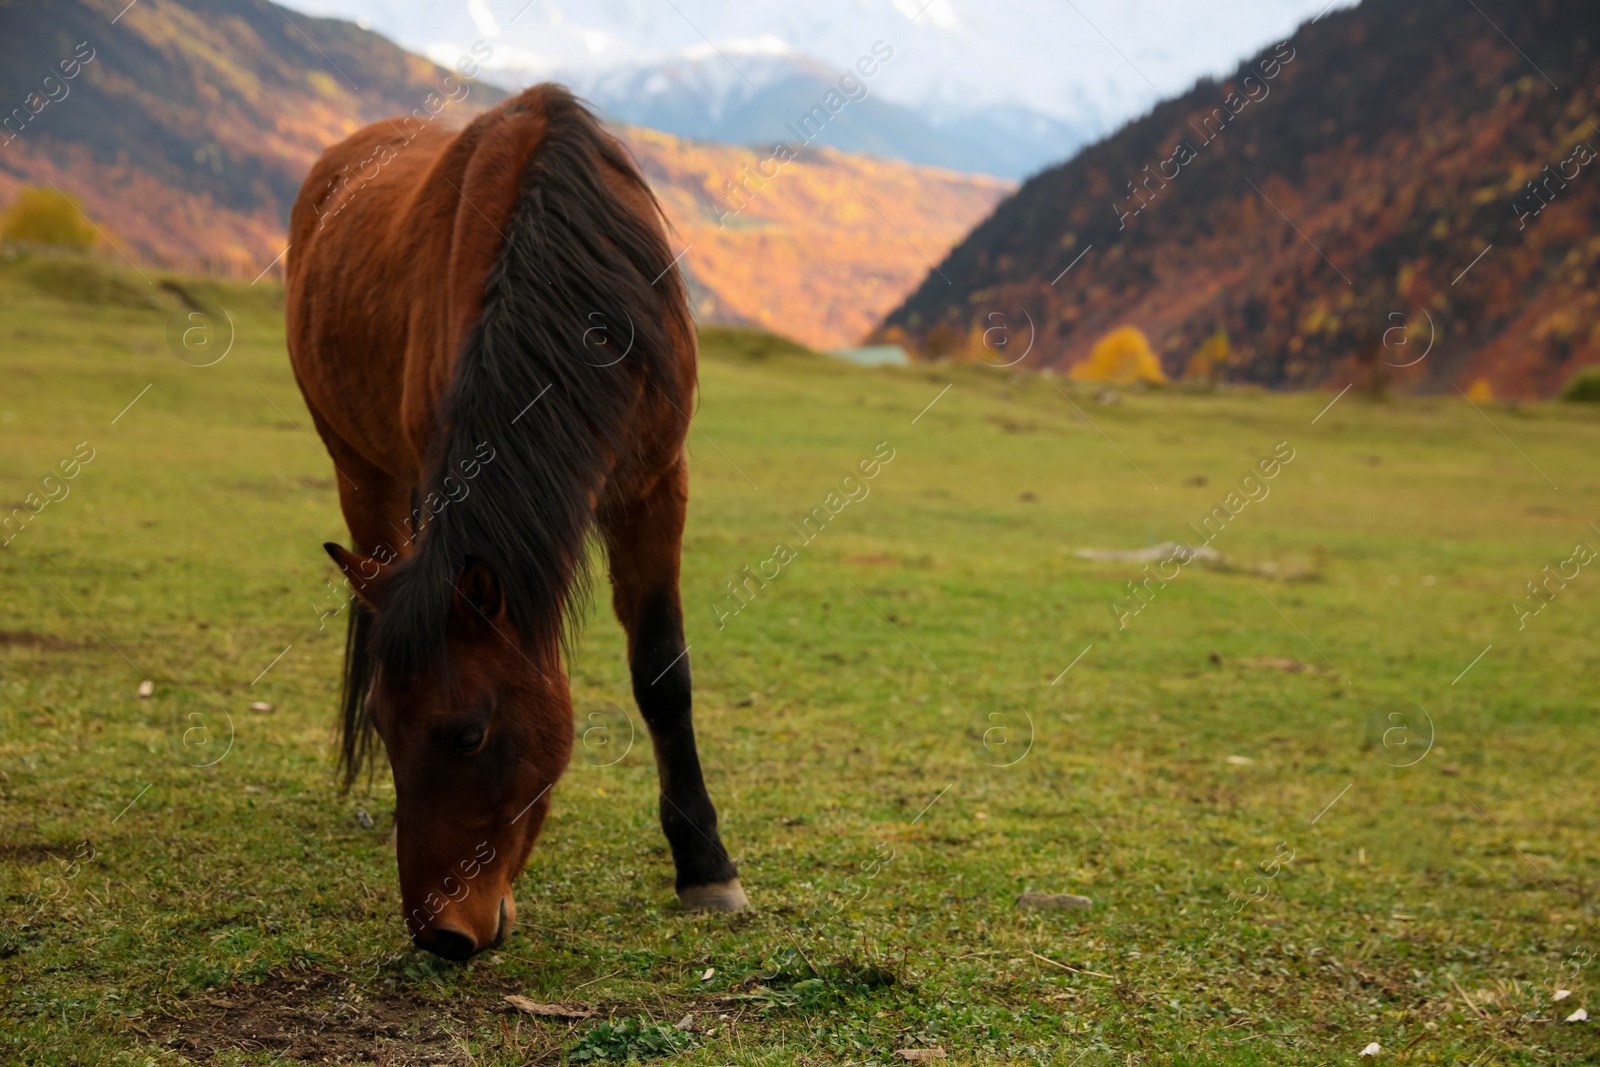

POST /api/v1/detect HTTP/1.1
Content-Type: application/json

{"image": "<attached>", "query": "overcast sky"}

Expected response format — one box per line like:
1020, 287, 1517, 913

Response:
283, 0, 1355, 125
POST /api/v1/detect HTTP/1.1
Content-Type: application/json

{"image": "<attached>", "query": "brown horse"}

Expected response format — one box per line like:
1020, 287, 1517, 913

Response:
284, 84, 746, 961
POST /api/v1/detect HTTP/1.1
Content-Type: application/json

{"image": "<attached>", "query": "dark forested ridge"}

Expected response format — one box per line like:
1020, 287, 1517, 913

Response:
876, 0, 1600, 397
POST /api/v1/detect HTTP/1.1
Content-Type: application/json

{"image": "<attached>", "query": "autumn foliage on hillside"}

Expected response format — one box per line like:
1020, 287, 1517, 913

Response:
619, 127, 1011, 349
1, 0, 1009, 348
878, 0, 1600, 398
0, 0, 495, 276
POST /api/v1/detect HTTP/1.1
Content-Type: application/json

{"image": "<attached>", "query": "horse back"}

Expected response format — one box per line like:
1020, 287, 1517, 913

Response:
284, 86, 692, 491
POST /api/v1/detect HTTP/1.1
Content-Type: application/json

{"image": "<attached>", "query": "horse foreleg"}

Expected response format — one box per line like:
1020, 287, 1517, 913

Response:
602, 458, 746, 911
303, 407, 412, 788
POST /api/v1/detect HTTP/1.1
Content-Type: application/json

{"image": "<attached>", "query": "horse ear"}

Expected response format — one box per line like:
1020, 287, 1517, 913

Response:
323, 542, 389, 609
452, 556, 504, 623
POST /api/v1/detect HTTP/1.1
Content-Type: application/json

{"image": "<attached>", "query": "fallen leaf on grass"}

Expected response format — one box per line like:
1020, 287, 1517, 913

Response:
1567, 1007, 1588, 1022
1554, 989, 1572, 1001
1225, 755, 1254, 765
503, 995, 596, 1019
248, 701, 274, 713
701, 967, 715, 981
896, 1050, 946, 1061
137, 680, 154, 698
1359, 1041, 1381, 1056
880, 822, 930, 842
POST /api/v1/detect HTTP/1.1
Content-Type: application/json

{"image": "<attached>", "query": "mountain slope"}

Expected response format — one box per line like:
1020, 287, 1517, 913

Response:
0, 0, 1008, 346
620, 127, 1012, 348
562, 53, 1089, 180
877, 0, 1600, 397
0, 0, 504, 275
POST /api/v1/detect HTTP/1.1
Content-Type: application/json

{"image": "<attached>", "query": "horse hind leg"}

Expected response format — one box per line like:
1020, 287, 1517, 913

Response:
601, 459, 746, 911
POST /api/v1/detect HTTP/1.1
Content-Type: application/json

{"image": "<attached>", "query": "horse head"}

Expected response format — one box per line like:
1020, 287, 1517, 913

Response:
328, 544, 571, 960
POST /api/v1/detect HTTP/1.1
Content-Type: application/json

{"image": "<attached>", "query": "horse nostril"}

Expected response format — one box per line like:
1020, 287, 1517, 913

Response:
414, 926, 476, 961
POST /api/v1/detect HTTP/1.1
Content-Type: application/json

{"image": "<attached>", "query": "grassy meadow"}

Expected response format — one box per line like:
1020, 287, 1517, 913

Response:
1, 253, 1598, 1065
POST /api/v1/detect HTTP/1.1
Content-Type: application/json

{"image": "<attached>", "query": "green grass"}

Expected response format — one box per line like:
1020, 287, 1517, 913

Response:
2, 252, 1598, 1065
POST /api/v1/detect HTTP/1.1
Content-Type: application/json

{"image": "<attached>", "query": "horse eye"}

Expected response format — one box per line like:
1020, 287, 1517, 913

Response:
452, 727, 486, 754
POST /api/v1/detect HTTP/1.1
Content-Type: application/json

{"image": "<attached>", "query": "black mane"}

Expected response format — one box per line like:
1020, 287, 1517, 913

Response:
338, 86, 690, 786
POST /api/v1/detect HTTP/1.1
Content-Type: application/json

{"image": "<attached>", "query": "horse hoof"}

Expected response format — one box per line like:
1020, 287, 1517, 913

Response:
679, 879, 749, 912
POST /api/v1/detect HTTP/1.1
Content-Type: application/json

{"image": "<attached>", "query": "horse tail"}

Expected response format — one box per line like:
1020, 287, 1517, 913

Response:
337, 595, 378, 790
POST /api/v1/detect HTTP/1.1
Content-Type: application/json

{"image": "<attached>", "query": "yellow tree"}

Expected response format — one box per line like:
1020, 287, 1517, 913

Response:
1, 187, 97, 249
1069, 325, 1168, 385
1186, 328, 1230, 382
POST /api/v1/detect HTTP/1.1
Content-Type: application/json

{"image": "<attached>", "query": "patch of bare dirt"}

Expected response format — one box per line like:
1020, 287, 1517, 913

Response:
154, 961, 784, 1065
1235, 656, 1333, 675
158, 968, 505, 1065
0, 841, 79, 863
155, 967, 746, 1065
0, 630, 82, 651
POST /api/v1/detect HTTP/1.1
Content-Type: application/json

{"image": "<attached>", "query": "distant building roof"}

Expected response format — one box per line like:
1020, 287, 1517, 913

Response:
827, 345, 910, 367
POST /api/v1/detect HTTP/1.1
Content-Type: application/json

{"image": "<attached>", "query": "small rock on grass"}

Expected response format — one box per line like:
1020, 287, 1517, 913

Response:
137, 680, 154, 698
503, 995, 596, 1019
248, 701, 275, 713
355, 807, 375, 829
675, 1013, 694, 1031
1359, 1042, 1381, 1057
1016, 892, 1092, 912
